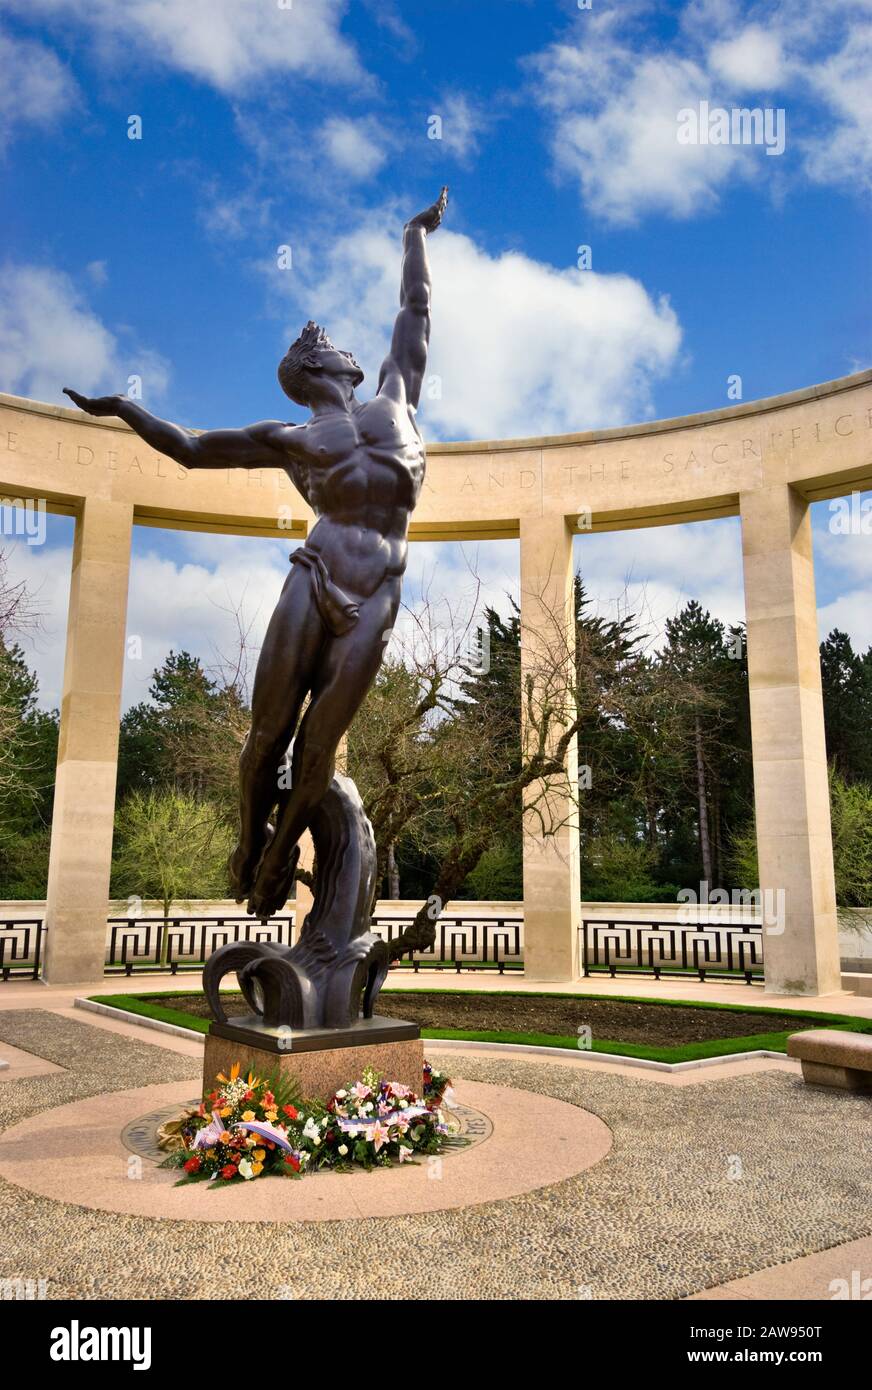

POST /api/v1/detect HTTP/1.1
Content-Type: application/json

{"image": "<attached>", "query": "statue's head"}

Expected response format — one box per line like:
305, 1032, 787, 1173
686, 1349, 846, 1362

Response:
277, 321, 364, 406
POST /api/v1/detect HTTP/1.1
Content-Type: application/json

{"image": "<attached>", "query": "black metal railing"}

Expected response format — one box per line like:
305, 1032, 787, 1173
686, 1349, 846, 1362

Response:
1, 911, 765, 983
0, 919, 45, 980
580, 918, 764, 983
105, 915, 296, 976
372, 915, 523, 972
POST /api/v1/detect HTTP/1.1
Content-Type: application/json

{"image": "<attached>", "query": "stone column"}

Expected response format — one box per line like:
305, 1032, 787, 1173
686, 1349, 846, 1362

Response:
43, 497, 134, 983
519, 514, 581, 980
740, 483, 841, 995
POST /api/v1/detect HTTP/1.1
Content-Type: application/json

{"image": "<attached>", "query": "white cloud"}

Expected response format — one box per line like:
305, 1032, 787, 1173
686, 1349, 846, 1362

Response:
812, 498, 872, 583
529, 0, 872, 222
817, 592, 872, 650
802, 23, 872, 192
709, 25, 785, 89
4, 0, 363, 94
0, 27, 78, 149
430, 93, 490, 164
530, 26, 753, 225
122, 538, 288, 708
574, 517, 746, 647
0, 262, 169, 405
277, 210, 681, 439
320, 116, 388, 180
0, 526, 74, 709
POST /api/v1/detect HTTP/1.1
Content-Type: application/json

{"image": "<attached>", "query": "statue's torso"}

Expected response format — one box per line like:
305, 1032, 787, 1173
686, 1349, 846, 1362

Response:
283, 394, 425, 599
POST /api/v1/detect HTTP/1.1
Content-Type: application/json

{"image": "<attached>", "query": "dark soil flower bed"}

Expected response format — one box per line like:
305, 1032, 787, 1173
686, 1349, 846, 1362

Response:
148, 989, 827, 1047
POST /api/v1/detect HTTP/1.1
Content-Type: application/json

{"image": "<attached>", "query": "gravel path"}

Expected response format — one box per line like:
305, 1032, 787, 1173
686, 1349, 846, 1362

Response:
0, 1009, 869, 1301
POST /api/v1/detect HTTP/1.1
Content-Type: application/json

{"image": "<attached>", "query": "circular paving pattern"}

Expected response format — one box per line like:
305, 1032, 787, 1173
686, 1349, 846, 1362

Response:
0, 1075, 612, 1223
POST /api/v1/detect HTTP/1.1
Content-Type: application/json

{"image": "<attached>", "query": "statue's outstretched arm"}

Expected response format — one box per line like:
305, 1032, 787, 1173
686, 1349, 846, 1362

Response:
63, 389, 288, 470
377, 187, 447, 410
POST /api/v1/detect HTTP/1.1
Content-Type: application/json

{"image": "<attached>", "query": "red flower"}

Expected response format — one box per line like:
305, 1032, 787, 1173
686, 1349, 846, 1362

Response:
220, 1164, 237, 1180
243, 1090, 254, 1101
283, 1104, 298, 1119
184, 1157, 201, 1173
263, 1091, 275, 1107
284, 1155, 301, 1172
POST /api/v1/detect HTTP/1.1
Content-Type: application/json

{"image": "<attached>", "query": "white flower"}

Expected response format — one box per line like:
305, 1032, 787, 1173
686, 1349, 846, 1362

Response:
338, 1145, 349, 1156
335, 1089, 347, 1100
238, 1159, 254, 1180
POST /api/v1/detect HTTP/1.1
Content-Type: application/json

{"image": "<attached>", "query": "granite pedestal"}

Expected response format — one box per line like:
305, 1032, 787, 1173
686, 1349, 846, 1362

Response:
203, 1014, 424, 1101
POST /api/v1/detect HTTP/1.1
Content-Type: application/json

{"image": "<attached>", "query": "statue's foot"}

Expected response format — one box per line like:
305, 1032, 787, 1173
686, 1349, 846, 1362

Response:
247, 842, 300, 920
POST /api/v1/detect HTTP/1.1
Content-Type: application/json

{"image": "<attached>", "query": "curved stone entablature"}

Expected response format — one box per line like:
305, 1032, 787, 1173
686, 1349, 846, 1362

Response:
1, 370, 870, 542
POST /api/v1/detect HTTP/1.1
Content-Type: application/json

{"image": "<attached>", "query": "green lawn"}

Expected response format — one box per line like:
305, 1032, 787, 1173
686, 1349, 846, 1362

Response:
86, 988, 872, 1065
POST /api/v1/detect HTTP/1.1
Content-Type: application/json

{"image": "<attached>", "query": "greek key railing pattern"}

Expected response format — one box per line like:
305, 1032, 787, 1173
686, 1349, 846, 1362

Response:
105, 915, 295, 975
0, 919, 45, 980
580, 918, 764, 983
370, 915, 523, 972
1, 912, 765, 981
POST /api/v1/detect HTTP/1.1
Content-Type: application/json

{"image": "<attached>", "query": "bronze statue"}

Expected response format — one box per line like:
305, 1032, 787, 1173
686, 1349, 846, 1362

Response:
65, 188, 448, 1034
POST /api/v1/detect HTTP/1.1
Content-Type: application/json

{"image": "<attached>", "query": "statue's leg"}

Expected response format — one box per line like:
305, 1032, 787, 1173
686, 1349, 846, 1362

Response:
246, 578, 399, 918
229, 563, 324, 900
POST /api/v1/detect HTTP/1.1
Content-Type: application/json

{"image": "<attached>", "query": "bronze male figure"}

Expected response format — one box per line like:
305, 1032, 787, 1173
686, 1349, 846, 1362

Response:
66, 189, 447, 921
66, 190, 447, 1032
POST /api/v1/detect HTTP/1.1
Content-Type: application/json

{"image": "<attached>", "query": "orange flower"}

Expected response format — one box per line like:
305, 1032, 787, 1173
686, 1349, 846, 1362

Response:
217, 1063, 241, 1084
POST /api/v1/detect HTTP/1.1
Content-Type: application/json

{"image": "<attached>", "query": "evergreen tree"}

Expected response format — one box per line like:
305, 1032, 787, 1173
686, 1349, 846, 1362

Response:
820, 629, 872, 782
0, 639, 59, 896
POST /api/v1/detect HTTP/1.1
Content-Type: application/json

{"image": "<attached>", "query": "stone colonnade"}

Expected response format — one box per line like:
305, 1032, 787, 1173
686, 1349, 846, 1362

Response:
1, 371, 870, 992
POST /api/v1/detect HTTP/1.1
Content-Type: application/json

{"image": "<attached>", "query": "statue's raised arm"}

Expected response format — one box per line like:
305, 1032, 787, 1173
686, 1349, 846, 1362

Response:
377, 186, 448, 410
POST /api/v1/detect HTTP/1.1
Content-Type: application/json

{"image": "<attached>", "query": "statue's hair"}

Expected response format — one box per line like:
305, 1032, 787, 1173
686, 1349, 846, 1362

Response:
277, 320, 335, 405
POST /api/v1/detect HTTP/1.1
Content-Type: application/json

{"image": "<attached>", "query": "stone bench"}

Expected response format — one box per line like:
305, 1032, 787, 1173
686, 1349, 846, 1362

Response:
787, 1029, 872, 1091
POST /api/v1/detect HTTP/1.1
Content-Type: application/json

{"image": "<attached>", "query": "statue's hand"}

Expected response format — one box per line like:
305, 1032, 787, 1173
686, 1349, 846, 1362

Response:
63, 387, 124, 417
406, 186, 448, 233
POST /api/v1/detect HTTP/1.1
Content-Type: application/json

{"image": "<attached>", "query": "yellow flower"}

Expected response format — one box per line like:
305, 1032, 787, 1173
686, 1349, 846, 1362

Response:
219, 1131, 232, 1144
265, 1108, 278, 1122
219, 1107, 232, 1118
250, 1162, 263, 1176
252, 1148, 266, 1162
206, 1148, 216, 1159
242, 1110, 256, 1122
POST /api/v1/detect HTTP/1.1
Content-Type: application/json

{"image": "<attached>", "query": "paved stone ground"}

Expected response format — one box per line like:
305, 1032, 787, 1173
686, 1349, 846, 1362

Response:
0, 1009, 869, 1301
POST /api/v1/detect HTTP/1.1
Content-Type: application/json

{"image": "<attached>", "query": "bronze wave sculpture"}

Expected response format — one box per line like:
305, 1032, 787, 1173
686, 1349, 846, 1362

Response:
65, 187, 448, 1032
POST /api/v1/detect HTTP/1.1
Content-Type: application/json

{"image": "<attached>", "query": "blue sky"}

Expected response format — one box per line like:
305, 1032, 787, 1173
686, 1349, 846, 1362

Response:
0, 0, 869, 708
